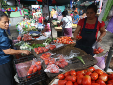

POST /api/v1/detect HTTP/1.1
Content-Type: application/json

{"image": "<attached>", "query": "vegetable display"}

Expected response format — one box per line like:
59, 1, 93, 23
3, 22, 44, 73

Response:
54, 66, 113, 85
54, 36, 75, 44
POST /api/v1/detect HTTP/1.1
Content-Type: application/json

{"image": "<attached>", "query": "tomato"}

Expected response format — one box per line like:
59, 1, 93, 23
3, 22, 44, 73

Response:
27, 72, 31, 78
39, 50, 43, 53
83, 69, 88, 74
64, 71, 70, 77
36, 51, 40, 54
50, 47, 55, 50
94, 49, 98, 52
94, 69, 103, 76
98, 74, 108, 82
107, 80, 113, 84
66, 81, 73, 85
59, 59, 66, 62
43, 48, 49, 52
99, 49, 104, 53
55, 61, 60, 66
58, 74, 64, 80
85, 71, 92, 76
88, 67, 95, 72
74, 82, 78, 85
37, 65, 41, 71
97, 47, 101, 51
33, 67, 38, 73
70, 70, 76, 76
107, 84, 112, 85
44, 60, 49, 65
66, 76, 76, 82
35, 61, 41, 65
94, 51, 99, 54
96, 79, 106, 85
108, 74, 113, 80
50, 69, 59, 73
91, 83, 100, 85
76, 70, 85, 76
91, 73, 98, 81
77, 74, 84, 84
58, 80, 67, 85
28, 67, 33, 74
62, 61, 68, 66
82, 75, 91, 85
59, 63, 65, 68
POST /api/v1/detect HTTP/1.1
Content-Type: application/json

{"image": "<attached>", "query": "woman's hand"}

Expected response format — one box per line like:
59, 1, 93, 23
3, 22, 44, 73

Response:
97, 37, 102, 42
22, 50, 31, 55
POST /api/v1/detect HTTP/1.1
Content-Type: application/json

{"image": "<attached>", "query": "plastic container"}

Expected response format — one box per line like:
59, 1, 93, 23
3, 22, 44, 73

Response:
14, 55, 46, 85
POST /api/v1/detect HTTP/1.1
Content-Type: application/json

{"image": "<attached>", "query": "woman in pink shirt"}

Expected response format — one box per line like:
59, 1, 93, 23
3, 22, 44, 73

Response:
38, 14, 43, 24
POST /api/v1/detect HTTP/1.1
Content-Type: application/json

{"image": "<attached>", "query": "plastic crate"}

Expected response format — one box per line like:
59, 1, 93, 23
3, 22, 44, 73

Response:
14, 55, 46, 85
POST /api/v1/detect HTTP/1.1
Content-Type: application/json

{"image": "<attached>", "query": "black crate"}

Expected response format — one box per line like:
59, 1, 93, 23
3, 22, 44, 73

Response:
14, 55, 46, 85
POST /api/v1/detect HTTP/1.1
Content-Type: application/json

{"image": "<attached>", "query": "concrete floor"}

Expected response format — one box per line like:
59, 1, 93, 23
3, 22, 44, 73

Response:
9, 26, 113, 85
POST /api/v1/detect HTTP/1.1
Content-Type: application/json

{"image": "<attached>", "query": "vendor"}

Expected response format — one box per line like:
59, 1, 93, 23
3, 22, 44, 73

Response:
0, 11, 31, 85
73, 12, 79, 24
60, 11, 72, 37
73, 4, 106, 56
41, 20, 51, 37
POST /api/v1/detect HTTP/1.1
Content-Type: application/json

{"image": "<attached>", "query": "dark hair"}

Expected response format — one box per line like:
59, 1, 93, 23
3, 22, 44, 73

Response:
62, 11, 67, 17
86, 4, 97, 13
0, 11, 8, 21
74, 12, 77, 14
44, 19, 48, 23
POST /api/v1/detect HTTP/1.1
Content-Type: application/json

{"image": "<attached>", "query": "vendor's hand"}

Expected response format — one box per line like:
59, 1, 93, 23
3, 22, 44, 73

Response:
22, 50, 31, 55
97, 37, 102, 42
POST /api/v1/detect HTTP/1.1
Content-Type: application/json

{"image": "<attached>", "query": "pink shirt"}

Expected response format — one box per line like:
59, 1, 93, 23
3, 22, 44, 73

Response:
45, 24, 51, 32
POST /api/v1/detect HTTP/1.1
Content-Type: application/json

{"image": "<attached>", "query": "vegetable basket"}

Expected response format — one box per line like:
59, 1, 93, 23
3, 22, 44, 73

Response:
14, 55, 46, 85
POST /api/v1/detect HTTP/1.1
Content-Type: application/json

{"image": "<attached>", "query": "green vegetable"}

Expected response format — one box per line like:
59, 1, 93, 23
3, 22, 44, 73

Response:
76, 56, 85, 64
45, 37, 56, 44
31, 43, 45, 48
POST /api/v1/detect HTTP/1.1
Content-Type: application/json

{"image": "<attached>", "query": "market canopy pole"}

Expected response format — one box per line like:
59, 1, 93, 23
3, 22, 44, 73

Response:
47, 0, 53, 42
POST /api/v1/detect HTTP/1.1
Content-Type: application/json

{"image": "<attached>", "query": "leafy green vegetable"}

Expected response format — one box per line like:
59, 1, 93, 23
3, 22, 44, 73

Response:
76, 56, 85, 64
31, 44, 45, 48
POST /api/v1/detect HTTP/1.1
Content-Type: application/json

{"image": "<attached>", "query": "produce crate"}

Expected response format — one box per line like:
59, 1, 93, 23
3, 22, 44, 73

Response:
14, 55, 46, 85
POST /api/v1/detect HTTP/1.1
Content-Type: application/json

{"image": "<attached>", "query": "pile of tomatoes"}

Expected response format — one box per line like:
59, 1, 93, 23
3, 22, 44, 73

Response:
22, 33, 32, 41
33, 45, 56, 54
54, 36, 75, 44
93, 47, 104, 54
76, 35, 82, 40
27, 61, 42, 78
54, 66, 113, 85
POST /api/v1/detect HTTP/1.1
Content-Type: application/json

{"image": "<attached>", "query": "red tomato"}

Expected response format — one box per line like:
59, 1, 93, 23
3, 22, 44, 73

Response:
91, 73, 98, 81
99, 49, 104, 53
83, 69, 88, 74
55, 61, 60, 66
44, 60, 49, 65
27, 72, 31, 78
95, 69, 103, 76
66, 76, 76, 82
94, 51, 99, 54
36, 51, 40, 54
70, 70, 76, 76
58, 80, 67, 85
74, 82, 78, 85
33, 67, 38, 73
82, 75, 91, 85
64, 71, 70, 77
91, 83, 100, 85
108, 74, 113, 80
96, 79, 106, 85
76, 70, 85, 76
94, 49, 98, 52
85, 71, 92, 76
97, 47, 101, 51
58, 74, 64, 80
98, 74, 108, 82
88, 67, 95, 72
50, 47, 55, 50
77, 74, 84, 84
59, 63, 65, 68
28, 67, 33, 74
66, 81, 73, 85
107, 84, 112, 85
107, 80, 113, 84
37, 65, 41, 71
35, 61, 41, 65
39, 50, 43, 53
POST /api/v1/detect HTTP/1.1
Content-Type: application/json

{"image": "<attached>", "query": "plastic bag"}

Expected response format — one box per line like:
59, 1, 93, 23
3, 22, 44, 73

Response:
94, 52, 108, 69
27, 58, 43, 77
92, 41, 104, 54
69, 50, 80, 59
55, 54, 71, 68
108, 6, 113, 18
44, 64, 64, 73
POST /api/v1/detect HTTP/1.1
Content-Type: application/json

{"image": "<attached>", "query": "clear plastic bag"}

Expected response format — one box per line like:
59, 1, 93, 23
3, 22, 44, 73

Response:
69, 50, 80, 59
94, 52, 108, 69
44, 64, 65, 73
92, 41, 104, 54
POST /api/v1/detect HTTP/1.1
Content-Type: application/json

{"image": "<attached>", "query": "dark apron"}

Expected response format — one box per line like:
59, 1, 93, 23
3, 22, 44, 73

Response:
76, 18, 98, 56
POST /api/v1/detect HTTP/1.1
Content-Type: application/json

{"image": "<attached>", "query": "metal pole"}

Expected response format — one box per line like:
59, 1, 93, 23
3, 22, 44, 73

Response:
104, 46, 113, 72
47, 0, 53, 41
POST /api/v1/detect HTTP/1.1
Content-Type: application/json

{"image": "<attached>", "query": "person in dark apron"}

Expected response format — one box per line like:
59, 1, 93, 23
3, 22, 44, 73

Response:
76, 17, 98, 56
74, 4, 106, 56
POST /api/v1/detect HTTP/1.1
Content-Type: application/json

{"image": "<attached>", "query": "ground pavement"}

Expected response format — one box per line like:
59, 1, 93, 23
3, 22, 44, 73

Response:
8, 26, 113, 85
